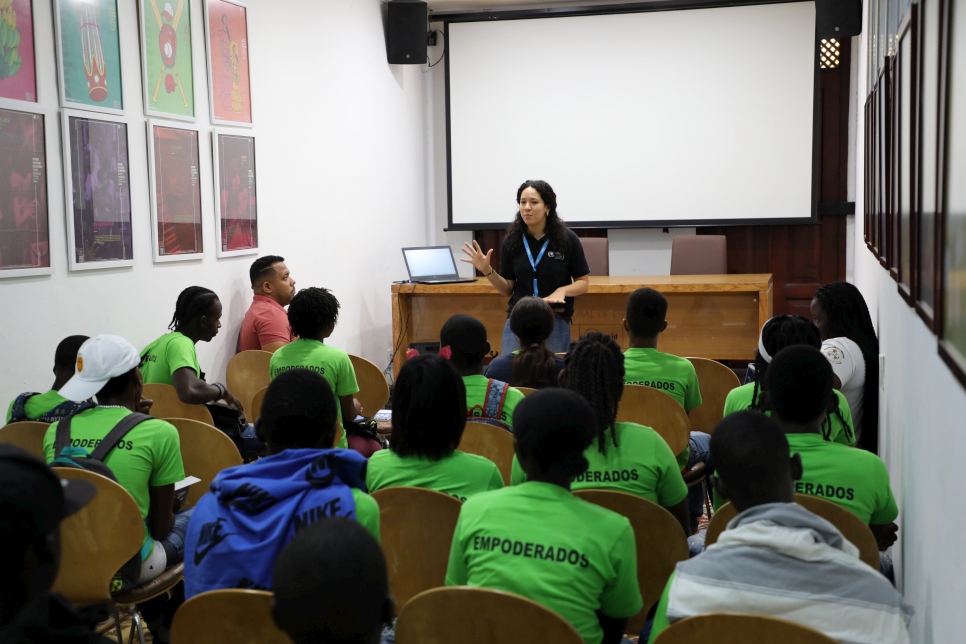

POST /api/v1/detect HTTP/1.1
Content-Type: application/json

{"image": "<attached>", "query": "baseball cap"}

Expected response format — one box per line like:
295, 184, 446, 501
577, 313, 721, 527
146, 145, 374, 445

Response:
59, 334, 141, 402
0, 445, 96, 535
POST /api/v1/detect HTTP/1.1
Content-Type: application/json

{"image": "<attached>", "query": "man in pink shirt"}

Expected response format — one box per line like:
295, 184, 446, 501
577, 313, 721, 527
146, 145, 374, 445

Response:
238, 256, 297, 353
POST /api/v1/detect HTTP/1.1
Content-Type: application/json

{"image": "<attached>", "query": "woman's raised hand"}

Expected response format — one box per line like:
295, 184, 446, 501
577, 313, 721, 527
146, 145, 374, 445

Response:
460, 240, 494, 274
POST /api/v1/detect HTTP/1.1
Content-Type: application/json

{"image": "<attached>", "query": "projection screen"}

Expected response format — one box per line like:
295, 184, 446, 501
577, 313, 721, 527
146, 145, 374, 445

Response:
444, 1, 818, 229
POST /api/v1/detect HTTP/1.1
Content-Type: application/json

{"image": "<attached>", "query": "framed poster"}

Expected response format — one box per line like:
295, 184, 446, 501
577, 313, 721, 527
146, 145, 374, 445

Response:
139, 0, 195, 121
0, 0, 38, 107
147, 120, 204, 262
53, 0, 124, 115
896, 6, 918, 303
61, 110, 133, 270
212, 129, 256, 257
0, 107, 48, 277
204, 0, 252, 126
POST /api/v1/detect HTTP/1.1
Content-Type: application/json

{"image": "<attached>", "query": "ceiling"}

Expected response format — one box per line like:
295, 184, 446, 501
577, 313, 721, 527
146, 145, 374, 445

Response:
428, 0, 661, 14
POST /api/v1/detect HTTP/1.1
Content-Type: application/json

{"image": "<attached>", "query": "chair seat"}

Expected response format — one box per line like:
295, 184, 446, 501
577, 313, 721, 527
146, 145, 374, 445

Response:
114, 563, 184, 606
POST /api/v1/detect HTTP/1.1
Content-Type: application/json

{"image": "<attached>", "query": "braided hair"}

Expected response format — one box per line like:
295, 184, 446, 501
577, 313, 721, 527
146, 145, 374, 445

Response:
813, 282, 879, 450
510, 297, 558, 388
562, 331, 624, 455
168, 286, 219, 332
504, 180, 569, 253
753, 315, 854, 444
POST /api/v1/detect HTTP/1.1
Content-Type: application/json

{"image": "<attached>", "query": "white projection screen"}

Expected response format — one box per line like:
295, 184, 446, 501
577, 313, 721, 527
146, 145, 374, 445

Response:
444, 1, 818, 229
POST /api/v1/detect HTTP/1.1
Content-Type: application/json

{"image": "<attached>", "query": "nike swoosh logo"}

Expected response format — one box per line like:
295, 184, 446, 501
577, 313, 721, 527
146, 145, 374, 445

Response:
193, 531, 236, 566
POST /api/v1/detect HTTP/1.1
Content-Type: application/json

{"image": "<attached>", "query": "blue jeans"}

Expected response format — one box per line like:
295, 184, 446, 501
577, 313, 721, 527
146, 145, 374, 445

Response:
501, 314, 572, 355
161, 506, 194, 565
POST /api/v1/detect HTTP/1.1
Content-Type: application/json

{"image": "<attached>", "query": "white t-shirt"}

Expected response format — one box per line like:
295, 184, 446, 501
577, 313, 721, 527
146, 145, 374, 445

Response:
821, 337, 865, 439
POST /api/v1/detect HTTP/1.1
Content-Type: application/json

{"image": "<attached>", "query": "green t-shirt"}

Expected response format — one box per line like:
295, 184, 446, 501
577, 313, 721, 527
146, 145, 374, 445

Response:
43, 407, 185, 549
723, 382, 856, 446
646, 572, 676, 643
6, 389, 69, 423
510, 422, 688, 509
366, 449, 504, 502
270, 339, 359, 424
786, 433, 898, 525
350, 488, 381, 542
622, 348, 702, 412
462, 375, 525, 431
140, 332, 201, 385
445, 482, 642, 643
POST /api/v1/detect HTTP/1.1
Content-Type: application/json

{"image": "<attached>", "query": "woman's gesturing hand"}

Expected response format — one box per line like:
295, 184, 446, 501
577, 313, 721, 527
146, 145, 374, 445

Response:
460, 240, 494, 275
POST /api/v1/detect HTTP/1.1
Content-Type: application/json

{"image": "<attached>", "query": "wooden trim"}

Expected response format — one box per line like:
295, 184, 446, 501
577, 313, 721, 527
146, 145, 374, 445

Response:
392, 274, 775, 295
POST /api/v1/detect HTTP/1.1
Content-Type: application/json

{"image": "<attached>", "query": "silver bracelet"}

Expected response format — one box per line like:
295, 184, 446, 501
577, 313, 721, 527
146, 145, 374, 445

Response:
214, 382, 227, 399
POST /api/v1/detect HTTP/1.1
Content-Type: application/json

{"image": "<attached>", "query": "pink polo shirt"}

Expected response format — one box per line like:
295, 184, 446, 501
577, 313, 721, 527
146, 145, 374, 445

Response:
237, 295, 294, 352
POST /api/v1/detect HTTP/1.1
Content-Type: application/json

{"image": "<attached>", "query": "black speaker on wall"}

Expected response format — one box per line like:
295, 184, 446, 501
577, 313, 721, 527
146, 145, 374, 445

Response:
816, 0, 862, 38
387, 0, 428, 65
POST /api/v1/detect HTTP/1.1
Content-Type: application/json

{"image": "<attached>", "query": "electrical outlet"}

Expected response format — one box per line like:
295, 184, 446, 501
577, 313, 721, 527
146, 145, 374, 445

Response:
879, 354, 886, 388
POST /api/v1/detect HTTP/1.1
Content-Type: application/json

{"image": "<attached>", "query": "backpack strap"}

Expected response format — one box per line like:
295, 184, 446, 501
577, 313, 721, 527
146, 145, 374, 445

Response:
8, 392, 40, 423
38, 399, 96, 424
54, 413, 77, 460
89, 413, 152, 462
481, 379, 511, 431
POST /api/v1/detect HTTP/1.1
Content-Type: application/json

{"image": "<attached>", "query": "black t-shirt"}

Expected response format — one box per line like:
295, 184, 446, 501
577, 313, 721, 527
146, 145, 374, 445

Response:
499, 228, 590, 323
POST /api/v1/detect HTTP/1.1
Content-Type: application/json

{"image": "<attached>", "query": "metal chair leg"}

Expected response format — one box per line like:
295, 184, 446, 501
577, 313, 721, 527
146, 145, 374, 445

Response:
126, 608, 146, 644
112, 605, 124, 644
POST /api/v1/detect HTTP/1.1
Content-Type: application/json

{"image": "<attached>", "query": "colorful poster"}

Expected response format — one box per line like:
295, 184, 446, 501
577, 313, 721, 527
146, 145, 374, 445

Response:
215, 132, 256, 256
945, 209, 966, 376
65, 115, 133, 269
0, 108, 47, 276
150, 123, 203, 260
205, 0, 252, 125
0, 0, 37, 104
140, 0, 194, 120
55, 0, 123, 113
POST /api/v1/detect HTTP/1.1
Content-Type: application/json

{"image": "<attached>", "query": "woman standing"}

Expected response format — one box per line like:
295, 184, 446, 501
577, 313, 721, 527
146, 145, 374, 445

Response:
461, 180, 590, 354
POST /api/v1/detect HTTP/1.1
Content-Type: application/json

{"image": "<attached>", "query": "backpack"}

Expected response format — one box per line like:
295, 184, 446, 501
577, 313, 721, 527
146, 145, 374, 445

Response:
50, 410, 152, 481
467, 379, 511, 432
8, 392, 96, 424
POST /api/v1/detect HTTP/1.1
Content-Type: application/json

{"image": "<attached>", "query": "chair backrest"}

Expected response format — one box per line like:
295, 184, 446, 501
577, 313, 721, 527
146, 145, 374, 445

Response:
167, 418, 243, 508
704, 495, 880, 569
652, 613, 837, 644
251, 385, 268, 421
459, 421, 515, 485
669, 235, 727, 275
579, 237, 609, 276
143, 383, 214, 425
370, 487, 463, 611
396, 586, 583, 644
616, 385, 690, 456
349, 354, 390, 416
573, 490, 688, 633
0, 420, 50, 459
515, 386, 537, 397
170, 589, 293, 644
227, 350, 273, 421
686, 358, 741, 434
51, 468, 144, 605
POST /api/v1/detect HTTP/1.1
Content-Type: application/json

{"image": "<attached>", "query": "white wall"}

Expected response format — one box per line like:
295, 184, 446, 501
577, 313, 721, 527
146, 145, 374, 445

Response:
0, 0, 430, 404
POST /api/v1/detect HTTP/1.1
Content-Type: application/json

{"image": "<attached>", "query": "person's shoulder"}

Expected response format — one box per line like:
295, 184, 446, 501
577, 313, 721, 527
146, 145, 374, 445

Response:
352, 488, 380, 513
725, 382, 755, 404
572, 492, 634, 531
563, 228, 582, 244
822, 337, 861, 363
614, 421, 663, 446
461, 484, 512, 512
505, 384, 525, 403
657, 350, 695, 370
366, 448, 395, 467
452, 450, 502, 471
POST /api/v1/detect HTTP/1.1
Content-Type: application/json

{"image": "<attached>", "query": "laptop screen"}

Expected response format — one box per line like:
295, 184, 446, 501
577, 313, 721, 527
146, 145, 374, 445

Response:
403, 247, 459, 279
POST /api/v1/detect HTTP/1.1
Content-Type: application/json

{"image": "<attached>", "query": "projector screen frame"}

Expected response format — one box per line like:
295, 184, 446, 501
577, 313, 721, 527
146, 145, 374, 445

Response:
439, 0, 821, 231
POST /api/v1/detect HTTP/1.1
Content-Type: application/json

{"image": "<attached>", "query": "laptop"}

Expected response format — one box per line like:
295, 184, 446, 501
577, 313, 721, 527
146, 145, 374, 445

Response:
402, 246, 478, 284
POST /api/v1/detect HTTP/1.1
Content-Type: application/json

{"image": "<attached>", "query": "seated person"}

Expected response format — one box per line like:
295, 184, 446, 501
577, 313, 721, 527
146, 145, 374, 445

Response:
724, 315, 855, 446
0, 444, 110, 643
6, 334, 92, 423
238, 255, 297, 353
269, 287, 359, 448
766, 345, 899, 551
446, 389, 642, 644
509, 332, 689, 536
484, 297, 565, 388
184, 369, 378, 599
647, 410, 912, 644
273, 518, 393, 644
441, 314, 525, 432
366, 354, 503, 501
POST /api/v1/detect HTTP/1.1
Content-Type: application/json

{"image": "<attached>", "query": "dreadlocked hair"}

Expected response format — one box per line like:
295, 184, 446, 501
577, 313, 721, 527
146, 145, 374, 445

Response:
510, 297, 557, 389
503, 180, 569, 253
168, 286, 219, 332
562, 331, 624, 455
814, 282, 879, 450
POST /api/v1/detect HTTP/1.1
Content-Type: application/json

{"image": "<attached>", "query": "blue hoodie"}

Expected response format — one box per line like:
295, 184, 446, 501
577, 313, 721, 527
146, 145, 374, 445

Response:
184, 448, 369, 598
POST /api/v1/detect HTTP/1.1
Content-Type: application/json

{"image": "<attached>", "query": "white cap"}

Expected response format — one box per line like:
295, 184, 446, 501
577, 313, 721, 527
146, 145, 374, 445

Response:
59, 335, 141, 402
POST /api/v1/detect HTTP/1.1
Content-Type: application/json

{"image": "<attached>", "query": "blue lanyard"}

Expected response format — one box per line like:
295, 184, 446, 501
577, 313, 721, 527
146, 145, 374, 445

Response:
524, 237, 550, 296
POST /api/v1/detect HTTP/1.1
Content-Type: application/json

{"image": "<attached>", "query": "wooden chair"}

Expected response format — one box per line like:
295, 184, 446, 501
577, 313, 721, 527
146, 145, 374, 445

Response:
371, 487, 462, 611
349, 354, 390, 416
167, 418, 243, 508
686, 357, 741, 434
52, 468, 184, 644
0, 420, 50, 459
515, 386, 537, 397
142, 383, 214, 425
653, 613, 837, 643
251, 385, 268, 420
616, 385, 690, 457
573, 490, 688, 634
459, 421, 515, 485
170, 589, 293, 644
704, 494, 880, 569
227, 350, 273, 421
396, 586, 583, 644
